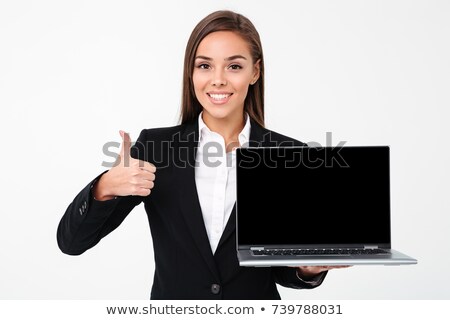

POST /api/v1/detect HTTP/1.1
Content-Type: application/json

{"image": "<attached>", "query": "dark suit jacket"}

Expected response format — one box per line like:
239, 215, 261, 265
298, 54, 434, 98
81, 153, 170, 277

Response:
57, 119, 326, 299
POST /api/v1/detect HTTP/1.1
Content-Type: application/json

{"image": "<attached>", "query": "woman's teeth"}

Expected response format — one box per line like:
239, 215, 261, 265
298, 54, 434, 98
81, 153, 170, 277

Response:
208, 93, 231, 100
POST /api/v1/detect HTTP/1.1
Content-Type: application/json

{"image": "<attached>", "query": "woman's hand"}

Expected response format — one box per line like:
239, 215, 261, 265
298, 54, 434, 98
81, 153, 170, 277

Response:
93, 130, 156, 201
296, 265, 351, 280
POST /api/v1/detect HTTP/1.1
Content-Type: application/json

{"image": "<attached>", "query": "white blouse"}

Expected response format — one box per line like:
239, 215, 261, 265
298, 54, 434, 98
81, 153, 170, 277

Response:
195, 112, 251, 254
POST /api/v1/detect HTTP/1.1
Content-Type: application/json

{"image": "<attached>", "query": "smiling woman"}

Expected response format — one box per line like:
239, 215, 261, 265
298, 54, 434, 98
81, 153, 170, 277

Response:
180, 11, 265, 129
192, 31, 260, 148
57, 10, 343, 299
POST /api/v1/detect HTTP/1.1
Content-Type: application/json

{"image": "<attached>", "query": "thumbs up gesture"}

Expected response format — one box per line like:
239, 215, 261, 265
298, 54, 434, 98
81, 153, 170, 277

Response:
93, 130, 156, 201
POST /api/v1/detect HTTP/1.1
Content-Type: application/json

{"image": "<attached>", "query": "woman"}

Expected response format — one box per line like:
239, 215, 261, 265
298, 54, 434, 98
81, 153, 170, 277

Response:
57, 10, 343, 299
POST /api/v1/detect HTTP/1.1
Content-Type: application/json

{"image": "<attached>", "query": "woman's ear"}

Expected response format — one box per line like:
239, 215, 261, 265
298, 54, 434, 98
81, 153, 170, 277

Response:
251, 59, 261, 85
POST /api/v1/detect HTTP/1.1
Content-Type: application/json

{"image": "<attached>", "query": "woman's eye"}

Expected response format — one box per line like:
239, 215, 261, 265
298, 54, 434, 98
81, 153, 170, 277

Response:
229, 64, 242, 70
197, 63, 210, 69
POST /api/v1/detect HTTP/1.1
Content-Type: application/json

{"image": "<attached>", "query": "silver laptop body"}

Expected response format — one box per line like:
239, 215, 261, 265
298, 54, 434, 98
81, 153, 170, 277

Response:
235, 146, 417, 266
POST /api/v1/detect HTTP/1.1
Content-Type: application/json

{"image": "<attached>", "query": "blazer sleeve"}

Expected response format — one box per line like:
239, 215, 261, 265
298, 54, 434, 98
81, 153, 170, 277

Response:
56, 130, 148, 255
272, 267, 328, 289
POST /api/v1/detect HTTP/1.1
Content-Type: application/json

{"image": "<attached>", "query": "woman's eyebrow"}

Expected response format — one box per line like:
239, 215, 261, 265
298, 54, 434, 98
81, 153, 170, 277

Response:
195, 55, 212, 61
225, 55, 247, 61
195, 55, 248, 61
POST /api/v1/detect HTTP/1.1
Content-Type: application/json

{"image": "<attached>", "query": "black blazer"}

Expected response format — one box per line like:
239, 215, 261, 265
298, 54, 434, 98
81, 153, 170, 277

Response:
57, 119, 326, 299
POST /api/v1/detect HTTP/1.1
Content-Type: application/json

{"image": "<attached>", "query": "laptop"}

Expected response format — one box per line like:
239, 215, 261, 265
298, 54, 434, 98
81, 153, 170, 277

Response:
235, 146, 417, 266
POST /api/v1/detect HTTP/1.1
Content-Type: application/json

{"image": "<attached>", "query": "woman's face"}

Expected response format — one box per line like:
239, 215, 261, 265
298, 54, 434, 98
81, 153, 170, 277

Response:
193, 31, 260, 124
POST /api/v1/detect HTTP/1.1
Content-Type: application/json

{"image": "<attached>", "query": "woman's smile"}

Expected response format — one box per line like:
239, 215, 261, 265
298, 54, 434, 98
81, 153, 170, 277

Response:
206, 92, 233, 104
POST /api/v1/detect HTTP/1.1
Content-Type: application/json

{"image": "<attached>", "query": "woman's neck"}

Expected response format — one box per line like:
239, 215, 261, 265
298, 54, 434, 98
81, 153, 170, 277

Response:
202, 112, 245, 152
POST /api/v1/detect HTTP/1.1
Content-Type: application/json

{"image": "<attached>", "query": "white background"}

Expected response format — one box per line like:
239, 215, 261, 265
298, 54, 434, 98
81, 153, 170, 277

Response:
1, 0, 449, 299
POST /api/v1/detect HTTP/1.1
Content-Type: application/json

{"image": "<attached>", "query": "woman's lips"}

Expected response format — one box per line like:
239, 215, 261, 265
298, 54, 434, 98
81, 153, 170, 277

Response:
207, 92, 233, 105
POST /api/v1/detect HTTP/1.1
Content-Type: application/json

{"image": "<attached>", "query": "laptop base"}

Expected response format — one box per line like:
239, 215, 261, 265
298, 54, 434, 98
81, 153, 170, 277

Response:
238, 249, 417, 266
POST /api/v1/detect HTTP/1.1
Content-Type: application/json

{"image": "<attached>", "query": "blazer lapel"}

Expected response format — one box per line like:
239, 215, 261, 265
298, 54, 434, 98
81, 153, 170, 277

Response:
248, 118, 266, 148
175, 121, 220, 281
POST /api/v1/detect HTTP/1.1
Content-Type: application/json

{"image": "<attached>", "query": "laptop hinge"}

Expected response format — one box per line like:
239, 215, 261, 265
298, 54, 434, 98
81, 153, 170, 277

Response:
364, 245, 378, 249
250, 247, 264, 250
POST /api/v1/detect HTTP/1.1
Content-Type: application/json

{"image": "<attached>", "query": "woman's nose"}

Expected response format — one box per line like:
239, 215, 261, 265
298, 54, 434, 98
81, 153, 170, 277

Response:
211, 69, 227, 86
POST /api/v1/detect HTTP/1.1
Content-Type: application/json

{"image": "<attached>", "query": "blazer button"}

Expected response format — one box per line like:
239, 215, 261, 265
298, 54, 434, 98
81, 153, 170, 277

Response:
211, 284, 221, 295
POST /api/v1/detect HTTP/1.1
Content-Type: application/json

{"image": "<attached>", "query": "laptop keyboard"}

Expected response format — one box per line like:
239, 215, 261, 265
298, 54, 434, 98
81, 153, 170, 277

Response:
252, 248, 388, 256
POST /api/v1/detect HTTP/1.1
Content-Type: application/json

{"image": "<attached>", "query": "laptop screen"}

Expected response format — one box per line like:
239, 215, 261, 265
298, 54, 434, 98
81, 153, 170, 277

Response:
236, 146, 391, 247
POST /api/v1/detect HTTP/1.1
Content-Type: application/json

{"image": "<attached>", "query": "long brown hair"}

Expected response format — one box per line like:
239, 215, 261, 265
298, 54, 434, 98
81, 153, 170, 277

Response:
180, 10, 265, 127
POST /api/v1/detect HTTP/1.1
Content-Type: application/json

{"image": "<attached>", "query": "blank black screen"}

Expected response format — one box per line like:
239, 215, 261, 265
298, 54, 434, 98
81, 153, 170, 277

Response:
236, 147, 391, 246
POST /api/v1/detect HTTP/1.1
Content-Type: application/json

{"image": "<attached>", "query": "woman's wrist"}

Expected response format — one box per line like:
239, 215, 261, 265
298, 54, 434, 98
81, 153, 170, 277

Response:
296, 267, 323, 280
93, 172, 116, 201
